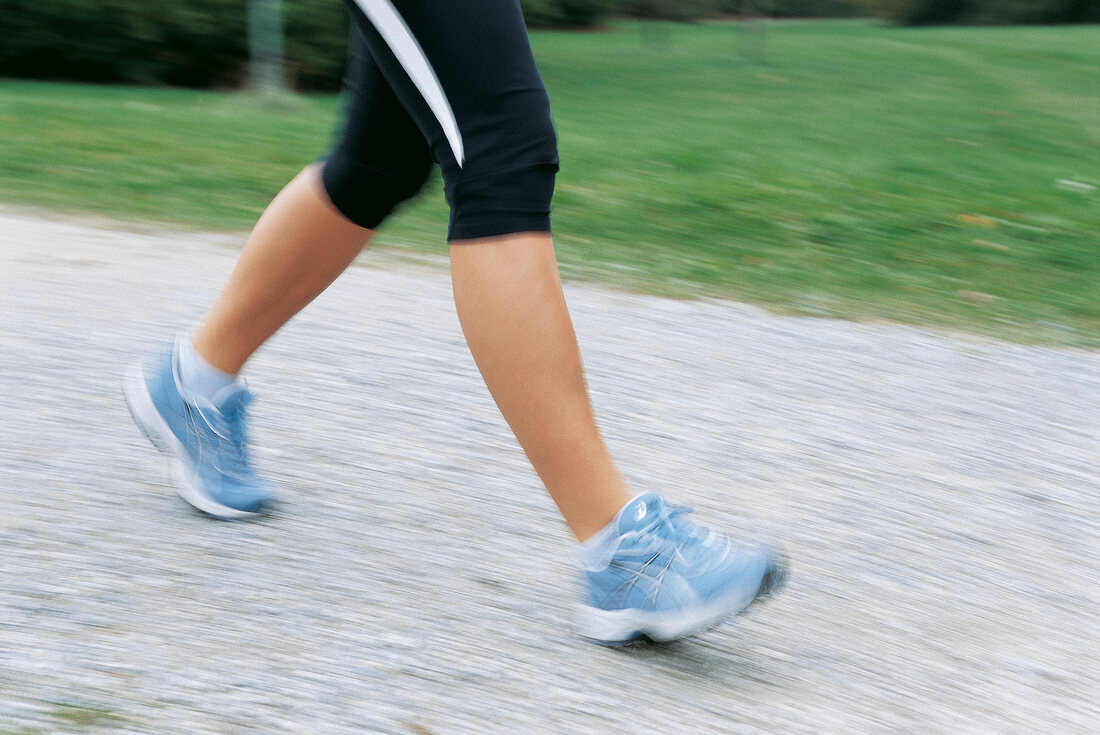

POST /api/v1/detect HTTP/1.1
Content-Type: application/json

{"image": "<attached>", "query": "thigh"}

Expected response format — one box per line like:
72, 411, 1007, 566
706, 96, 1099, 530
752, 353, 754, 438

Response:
342, 0, 558, 180
322, 28, 435, 227
330, 29, 433, 184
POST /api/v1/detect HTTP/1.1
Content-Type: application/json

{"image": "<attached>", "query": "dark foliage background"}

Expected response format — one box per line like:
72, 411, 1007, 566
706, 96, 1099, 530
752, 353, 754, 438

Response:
1, 1, 1093, 89
856, 0, 1099, 24
0, 0, 347, 89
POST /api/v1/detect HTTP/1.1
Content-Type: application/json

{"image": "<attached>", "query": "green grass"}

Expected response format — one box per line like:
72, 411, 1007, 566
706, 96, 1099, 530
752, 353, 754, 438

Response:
48, 702, 125, 729
0, 701, 127, 733
2, 21, 1097, 345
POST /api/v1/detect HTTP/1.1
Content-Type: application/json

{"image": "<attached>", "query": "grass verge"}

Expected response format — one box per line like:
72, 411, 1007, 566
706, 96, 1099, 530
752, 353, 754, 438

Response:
1, 21, 1097, 345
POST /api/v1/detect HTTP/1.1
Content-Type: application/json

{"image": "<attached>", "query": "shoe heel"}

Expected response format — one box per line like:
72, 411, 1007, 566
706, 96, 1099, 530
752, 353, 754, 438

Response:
577, 605, 646, 645
123, 363, 170, 453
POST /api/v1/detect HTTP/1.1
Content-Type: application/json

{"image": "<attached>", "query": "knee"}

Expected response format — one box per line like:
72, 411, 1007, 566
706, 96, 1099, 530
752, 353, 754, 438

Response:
447, 98, 559, 241
447, 161, 558, 241
321, 153, 432, 229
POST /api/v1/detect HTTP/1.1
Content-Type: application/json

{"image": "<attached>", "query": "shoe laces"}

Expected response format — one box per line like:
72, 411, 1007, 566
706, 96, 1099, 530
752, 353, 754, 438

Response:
196, 390, 255, 481
627, 502, 720, 567
600, 502, 720, 609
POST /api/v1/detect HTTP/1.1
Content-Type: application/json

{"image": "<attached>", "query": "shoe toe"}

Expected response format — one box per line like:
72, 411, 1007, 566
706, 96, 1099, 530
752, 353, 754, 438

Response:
756, 546, 788, 598
216, 481, 273, 515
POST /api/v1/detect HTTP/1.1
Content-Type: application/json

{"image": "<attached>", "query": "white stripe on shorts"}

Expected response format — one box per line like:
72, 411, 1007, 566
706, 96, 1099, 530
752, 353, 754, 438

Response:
351, 0, 465, 166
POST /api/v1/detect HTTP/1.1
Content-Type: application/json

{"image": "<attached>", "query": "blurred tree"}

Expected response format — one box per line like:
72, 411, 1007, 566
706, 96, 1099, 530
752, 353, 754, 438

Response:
248, 0, 285, 92
282, 0, 348, 91
0, 0, 346, 89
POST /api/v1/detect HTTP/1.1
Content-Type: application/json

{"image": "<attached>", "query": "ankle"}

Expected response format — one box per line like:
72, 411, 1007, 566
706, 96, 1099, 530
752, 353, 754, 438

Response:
577, 516, 623, 571
568, 483, 634, 542
177, 334, 235, 402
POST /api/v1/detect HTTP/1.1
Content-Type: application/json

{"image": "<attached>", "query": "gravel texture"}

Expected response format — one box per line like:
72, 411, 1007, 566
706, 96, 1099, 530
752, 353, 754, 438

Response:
1, 210, 1097, 734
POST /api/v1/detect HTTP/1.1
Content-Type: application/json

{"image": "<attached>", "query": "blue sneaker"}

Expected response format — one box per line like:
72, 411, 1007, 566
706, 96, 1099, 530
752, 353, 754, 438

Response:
578, 493, 786, 645
123, 337, 272, 519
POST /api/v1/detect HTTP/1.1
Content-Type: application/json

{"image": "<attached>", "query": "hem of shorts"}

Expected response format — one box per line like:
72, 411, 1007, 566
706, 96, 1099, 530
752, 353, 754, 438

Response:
450, 158, 560, 184
320, 155, 432, 230
448, 216, 552, 242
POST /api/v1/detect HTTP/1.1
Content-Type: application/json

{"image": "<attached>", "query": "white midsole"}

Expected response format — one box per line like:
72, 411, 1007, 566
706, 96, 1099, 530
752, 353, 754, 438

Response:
124, 363, 257, 520
578, 585, 761, 643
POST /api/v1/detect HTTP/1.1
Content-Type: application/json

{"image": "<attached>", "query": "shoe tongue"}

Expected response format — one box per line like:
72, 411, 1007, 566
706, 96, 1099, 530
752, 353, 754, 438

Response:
211, 382, 251, 412
616, 493, 664, 535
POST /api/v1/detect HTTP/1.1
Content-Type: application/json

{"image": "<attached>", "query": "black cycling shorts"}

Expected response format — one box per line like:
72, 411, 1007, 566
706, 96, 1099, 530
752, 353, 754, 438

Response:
322, 0, 560, 241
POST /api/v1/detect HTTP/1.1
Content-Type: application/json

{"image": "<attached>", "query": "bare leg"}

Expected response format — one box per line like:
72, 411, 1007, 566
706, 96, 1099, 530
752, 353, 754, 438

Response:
193, 164, 373, 375
187, 166, 628, 539
451, 233, 632, 541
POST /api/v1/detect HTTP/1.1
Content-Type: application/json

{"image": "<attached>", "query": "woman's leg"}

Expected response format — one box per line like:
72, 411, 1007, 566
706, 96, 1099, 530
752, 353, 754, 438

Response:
193, 164, 372, 375
193, 24, 434, 376
451, 234, 632, 541
336, 1, 635, 539
123, 32, 430, 519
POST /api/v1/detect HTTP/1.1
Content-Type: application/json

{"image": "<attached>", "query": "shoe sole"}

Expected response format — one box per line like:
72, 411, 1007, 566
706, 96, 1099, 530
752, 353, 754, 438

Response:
579, 554, 788, 646
123, 362, 262, 520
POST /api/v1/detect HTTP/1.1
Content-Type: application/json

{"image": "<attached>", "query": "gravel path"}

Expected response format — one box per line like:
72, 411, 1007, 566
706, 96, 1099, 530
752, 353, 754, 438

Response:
2, 210, 1098, 734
